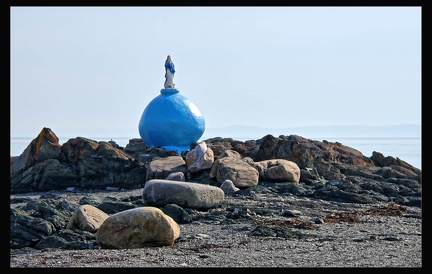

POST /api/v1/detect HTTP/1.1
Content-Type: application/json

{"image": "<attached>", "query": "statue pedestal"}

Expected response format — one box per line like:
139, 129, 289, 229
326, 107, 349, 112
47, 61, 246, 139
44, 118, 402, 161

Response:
138, 88, 205, 153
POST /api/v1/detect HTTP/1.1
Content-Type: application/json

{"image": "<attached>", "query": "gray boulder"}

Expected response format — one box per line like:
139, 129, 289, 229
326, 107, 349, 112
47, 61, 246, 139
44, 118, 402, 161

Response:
143, 179, 224, 209
220, 179, 240, 196
145, 156, 187, 182
165, 171, 186, 181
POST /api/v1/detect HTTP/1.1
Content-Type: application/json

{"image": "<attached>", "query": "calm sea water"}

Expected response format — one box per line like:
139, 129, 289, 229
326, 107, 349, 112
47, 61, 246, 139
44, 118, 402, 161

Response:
10, 136, 422, 170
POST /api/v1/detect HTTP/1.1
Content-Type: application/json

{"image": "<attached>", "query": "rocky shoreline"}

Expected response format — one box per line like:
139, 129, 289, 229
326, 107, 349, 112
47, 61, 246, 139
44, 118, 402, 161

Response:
10, 187, 422, 267
10, 128, 422, 267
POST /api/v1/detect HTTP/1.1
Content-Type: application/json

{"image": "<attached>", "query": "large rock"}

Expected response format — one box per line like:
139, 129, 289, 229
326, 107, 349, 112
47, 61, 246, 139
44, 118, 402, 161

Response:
252, 159, 301, 183
220, 179, 240, 196
143, 179, 224, 209
210, 150, 259, 188
66, 204, 109, 233
185, 141, 214, 173
10, 208, 56, 249
165, 171, 186, 181
253, 134, 374, 169
10, 130, 146, 193
10, 127, 61, 176
145, 155, 187, 182
251, 134, 421, 182
95, 207, 180, 248
11, 159, 79, 193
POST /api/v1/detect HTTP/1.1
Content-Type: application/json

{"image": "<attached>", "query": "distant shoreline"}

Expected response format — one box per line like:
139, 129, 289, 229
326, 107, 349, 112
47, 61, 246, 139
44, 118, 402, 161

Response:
10, 124, 421, 139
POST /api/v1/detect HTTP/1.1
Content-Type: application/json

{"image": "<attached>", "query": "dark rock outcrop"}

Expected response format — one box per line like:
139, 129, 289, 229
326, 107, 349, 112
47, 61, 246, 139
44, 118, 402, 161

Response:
10, 128, 146, 193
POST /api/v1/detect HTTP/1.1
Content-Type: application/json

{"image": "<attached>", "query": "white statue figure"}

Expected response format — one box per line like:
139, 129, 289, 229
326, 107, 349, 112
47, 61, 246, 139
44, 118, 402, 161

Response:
164, 55, 175, 88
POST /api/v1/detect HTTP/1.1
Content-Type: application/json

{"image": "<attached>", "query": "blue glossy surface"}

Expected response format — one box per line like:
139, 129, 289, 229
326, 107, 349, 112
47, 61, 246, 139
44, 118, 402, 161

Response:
138, 88, 205, 152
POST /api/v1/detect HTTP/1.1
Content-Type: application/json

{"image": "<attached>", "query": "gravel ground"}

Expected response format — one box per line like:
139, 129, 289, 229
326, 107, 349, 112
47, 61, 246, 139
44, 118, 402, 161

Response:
9, 189, 422, 268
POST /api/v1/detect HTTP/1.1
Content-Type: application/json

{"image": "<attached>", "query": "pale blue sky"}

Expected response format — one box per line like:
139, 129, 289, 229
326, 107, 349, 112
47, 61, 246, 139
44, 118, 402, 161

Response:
10, 6, 422, 138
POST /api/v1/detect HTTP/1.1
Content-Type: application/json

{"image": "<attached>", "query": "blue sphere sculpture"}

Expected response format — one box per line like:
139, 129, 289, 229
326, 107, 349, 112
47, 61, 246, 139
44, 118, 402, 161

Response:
138, 88, 205, 152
